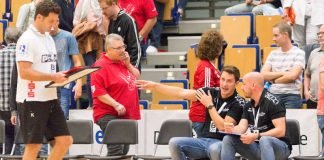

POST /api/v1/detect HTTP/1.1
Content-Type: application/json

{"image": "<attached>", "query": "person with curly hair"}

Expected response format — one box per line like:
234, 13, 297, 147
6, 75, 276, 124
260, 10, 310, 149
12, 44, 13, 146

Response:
191, 29, 225, 137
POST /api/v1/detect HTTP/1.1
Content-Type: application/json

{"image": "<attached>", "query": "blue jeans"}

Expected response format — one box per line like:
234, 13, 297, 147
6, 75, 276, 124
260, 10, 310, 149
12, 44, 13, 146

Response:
83, 51, 97, 107
192, 122, 204, 138
59, 87, 72, 119
318, 115, 324, 153
221, 135, 290, 160
150, 2, 164, 48
275, 94, 302, 109
224, 3, 276, 15
169, 137, 222, 160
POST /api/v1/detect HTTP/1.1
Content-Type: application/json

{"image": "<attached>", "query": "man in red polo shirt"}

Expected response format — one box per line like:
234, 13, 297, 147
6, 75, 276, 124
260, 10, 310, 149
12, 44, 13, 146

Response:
118, 0, 158, 58
91, 33, 140, 156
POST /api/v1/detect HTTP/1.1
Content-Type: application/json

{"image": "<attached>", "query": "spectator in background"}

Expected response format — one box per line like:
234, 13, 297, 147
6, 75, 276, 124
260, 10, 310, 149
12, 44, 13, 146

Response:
147, 0, 167, 54
98, 0, 141, 68
118, 0, 157, 59
304, 25, 324, 109
224, 0, 281, 15
261, 22, 305, 109
50, 18, 83, 119
221, 72, 291, 160
316, 28, 324, 158
282, 0, 324, 47
91, 34, 140, 156
53, 0, 74, 32
16, 0, 44, 31
0, 27, 22, 154
190, 29, 224, 137
73, 0, 108, 109
137, 66, 245, 160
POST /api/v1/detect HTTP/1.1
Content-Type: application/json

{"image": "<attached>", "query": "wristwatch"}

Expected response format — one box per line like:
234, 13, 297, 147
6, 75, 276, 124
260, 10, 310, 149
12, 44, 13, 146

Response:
206, 104, 214, 110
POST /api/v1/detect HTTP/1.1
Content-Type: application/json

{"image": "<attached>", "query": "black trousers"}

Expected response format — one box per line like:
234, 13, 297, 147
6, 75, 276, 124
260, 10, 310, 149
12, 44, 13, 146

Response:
97, 114, 129, 156
0, 111, 15, 154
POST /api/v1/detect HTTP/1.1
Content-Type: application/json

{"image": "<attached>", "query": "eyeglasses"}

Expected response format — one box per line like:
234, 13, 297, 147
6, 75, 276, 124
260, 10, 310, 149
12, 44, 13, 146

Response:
317, 32, 324, 36
110, 44, 127, 51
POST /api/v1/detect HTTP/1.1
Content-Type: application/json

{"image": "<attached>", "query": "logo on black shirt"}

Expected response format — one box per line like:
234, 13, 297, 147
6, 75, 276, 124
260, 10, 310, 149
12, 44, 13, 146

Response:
265, 92, 279, 104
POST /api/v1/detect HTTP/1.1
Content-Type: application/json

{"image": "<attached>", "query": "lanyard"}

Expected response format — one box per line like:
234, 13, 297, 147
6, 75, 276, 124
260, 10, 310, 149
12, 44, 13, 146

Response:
215, 93, 227, 114
252, 107, 260, 128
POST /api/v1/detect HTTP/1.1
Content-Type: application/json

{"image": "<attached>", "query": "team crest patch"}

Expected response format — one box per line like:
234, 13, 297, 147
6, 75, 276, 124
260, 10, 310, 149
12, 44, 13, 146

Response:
18, 44, 28, 54
91, 85, 95, 93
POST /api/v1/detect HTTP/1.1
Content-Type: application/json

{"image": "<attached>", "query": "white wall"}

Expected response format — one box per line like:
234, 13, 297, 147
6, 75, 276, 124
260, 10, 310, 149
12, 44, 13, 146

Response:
69, 109, 321, 157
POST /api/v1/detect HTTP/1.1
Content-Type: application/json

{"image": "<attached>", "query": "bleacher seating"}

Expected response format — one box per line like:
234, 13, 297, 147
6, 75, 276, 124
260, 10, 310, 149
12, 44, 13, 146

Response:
11, 0, 31, 27
152, 79, 188, 105
151, 100, 188, 110
140, 100, 149, 110
143, 51, 186, 67
163, 0, 179, 25
255, 15, 281, 50
187, 44, 200, 89
0, 1, 5, 19
220, 14, 253, 46
262, 46, 279, 64
224, 44, 261, 77
0, 19, 8, 43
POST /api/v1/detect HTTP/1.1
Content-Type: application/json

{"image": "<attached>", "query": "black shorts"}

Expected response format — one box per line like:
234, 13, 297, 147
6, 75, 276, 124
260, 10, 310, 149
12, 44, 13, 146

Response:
17, 99, 70, 144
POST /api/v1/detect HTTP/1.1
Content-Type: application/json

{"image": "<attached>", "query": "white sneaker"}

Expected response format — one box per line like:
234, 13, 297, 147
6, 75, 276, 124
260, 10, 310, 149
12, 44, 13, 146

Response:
146, 45, 158, 55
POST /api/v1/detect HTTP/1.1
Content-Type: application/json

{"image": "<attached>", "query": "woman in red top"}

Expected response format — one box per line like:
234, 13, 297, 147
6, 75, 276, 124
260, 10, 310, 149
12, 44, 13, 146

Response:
191, 29, 225, 137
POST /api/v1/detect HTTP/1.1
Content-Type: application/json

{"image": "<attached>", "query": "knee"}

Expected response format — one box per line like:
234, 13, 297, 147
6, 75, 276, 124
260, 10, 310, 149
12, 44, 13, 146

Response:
168, 137, 181, 150
208, 143, 221, 158
224, 8, 232, 15
55, 136, 73, 147
222, 135, 235, 144
259, 136, 274, 146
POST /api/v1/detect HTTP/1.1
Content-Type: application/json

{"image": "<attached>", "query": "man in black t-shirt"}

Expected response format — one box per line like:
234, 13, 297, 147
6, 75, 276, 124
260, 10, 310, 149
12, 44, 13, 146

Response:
98, 0, 141, 68
221, 72, 291, 160
137, 66, 246, 160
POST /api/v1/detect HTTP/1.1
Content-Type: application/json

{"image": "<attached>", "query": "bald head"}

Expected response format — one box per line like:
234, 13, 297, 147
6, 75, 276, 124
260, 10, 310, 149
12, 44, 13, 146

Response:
243, 72, 264, 87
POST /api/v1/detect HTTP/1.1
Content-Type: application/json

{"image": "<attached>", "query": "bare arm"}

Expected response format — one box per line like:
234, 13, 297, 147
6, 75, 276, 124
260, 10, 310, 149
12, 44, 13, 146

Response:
97, 94, 126, 116
136, 80, 196, 100
261, 64, 284, 81
232, 119, 249, 134
139, 17, 157, 38
18, 61, 66, 83
304, 72, 311, 100
72, 54, 84, 99
259, 117, 286, 138
274, 66, 303, 83
122, 51, 140, 78
320, 72, 324, 92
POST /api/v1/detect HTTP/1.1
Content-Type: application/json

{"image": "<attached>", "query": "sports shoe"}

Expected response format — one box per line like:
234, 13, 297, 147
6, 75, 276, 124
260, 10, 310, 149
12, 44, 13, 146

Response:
146, 45, 158, 55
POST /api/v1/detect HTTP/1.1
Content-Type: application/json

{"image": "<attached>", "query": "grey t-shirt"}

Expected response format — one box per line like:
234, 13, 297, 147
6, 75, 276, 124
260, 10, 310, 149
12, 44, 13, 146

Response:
305, 48, 324, 99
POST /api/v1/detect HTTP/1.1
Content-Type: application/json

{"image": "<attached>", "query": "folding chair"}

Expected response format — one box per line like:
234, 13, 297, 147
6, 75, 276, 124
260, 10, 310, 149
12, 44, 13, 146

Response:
84, 119, 138, 160
39, 119, 94, 160
286, 119, 324, 160
135, 119, 192, 160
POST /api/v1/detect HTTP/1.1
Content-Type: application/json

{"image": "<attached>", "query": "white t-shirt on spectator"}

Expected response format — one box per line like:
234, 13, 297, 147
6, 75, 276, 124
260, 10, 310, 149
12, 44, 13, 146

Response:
16, 25, 58, 103
264, 46, 305, 95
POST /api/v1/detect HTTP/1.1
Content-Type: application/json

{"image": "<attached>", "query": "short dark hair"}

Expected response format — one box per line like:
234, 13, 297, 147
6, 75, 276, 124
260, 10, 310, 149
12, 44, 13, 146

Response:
221, 65, 240, 82
34, 0, 61, 20
197, 29, 224, 60
273, 22, 292, 40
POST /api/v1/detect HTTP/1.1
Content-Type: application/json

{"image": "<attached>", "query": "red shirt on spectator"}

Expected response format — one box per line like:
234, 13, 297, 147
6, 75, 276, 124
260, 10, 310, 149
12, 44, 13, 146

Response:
190, 60, 221, 122
118, 0, 158, 32
91, 53, 140, 122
